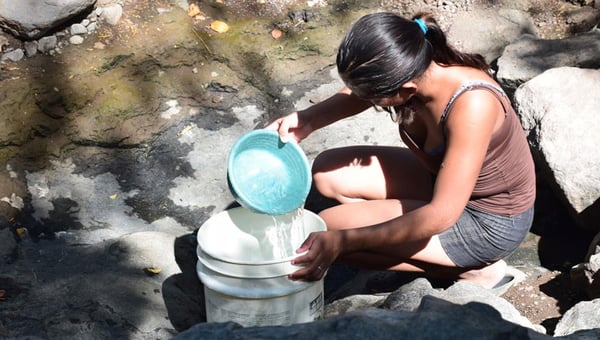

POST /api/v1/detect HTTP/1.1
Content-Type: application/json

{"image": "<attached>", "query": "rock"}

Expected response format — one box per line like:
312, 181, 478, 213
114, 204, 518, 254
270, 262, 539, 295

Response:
176, 296, 553, 339
2, 231, 182, 337
447, 9, 537, 64
70, 23, 87, 35
23, 40, 37, 57
430, 281, 545, 333
69, 35, 84, 45
325, 294, 386, 318
497, 29, 600, 96
381, 278, 435, 311
326, 278, 543, 333
515, 67, 600, 233
0, 0, 96, 40
554, 299, 600, 336
1, 48, 24, 62
101, 4, 123, 26
87, 21, 97, 32
106, 231, 182, 278
37, 35, 58, 53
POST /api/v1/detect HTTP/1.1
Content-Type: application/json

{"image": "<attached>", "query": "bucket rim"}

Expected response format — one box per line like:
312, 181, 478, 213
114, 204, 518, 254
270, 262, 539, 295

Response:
197, 244, 307, 266
197, 246, 304, 279
196, 261, 320, 299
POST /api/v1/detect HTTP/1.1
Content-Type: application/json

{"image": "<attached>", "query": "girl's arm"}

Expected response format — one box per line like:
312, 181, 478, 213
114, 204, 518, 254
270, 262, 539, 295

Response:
266, 87, 372, 142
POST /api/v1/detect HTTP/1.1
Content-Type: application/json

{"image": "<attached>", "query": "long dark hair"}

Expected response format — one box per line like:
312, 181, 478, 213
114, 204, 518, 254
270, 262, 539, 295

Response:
336, 12, 489, 99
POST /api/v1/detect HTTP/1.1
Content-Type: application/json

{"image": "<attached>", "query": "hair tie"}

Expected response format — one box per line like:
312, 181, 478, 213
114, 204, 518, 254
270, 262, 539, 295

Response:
414, 18, 428, 35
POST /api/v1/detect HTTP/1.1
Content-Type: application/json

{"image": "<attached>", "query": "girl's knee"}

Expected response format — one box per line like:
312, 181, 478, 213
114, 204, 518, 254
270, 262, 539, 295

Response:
312, 170, 338, 199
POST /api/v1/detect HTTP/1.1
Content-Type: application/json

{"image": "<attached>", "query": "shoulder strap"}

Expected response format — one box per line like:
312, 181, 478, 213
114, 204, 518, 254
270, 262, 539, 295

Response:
440, 81, 508, 125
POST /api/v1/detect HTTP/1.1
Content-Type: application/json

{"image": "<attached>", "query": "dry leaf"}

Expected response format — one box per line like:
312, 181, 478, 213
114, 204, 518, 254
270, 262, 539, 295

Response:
271, 29, 283, 39
16, 227, 27, 236
177, 124, 194, 136
188, 4, 201, 17
210, 20, 229, 33
144, 267, 162, 276
0, 289, 6, 300
109, 193, 118, 199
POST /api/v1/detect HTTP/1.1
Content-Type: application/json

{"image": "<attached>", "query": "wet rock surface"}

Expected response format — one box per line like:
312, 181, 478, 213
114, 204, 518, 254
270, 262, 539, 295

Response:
1, 0, 599, 338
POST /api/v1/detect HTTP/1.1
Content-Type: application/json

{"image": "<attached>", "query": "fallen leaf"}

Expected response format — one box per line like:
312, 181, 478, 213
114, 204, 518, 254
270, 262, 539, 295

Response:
210, 20, 229, 33
109, 193, 118, 199
144, 267, 162, 276
16, 227, 27, 236
0, 289, 6, 300
188, 3, 201, 17
177, 124, 194, 136
271, 29, 283, 39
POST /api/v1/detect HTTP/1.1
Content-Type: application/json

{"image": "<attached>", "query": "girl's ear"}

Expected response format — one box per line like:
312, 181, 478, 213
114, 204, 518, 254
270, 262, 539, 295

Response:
401, 81, 418, 95
397, 81, 417, 101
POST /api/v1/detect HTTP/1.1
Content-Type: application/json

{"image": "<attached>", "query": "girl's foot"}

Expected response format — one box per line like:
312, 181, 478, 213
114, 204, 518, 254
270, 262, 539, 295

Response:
459, 259, 507, 289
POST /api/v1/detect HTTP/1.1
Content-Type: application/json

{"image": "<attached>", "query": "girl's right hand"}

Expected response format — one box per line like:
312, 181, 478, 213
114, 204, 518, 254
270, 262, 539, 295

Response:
264, 111, 312, 143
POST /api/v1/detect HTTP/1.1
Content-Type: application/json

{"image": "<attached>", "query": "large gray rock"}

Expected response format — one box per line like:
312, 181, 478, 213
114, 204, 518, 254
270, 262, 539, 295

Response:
177, 296, 552, 339
515, 67, 600, 233
447, 9, 537, 64
0, 0, 97, 40
1, 231, 181, 338
497, 29, 600, 96
326, 278, 543, 333
554, 299, 600, 337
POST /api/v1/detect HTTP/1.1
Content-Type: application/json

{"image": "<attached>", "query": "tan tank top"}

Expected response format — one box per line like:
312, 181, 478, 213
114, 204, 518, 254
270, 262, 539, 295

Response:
400, 82, 536, 216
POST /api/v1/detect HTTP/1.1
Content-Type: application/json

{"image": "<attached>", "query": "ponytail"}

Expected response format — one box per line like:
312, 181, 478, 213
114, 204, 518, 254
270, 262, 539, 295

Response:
337, 12, 490, 99
412, 12, 489, 72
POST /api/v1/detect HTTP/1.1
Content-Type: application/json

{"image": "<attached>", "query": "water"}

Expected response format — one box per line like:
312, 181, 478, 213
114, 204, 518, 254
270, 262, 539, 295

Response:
262, 207, 306, 259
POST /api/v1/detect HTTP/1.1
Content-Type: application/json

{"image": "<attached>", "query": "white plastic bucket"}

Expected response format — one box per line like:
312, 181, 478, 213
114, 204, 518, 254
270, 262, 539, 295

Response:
196, 207, 326, 327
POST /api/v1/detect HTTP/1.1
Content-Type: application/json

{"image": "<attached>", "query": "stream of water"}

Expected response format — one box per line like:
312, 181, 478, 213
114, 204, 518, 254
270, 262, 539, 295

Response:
263, 207, 306, 259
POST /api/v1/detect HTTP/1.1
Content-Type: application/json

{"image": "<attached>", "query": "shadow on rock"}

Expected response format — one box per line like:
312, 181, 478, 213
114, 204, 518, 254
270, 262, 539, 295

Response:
532, 174, 596, 271
163, 231, 207, 332
538, 272, 588, 335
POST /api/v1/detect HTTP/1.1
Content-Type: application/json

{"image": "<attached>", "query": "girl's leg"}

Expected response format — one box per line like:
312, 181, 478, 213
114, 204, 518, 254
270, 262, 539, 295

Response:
311, 145, 506, 288
312, 145, 433, 203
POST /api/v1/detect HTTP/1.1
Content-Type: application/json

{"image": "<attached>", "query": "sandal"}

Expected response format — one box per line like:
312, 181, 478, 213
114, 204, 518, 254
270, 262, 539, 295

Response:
491, 266, 526, 296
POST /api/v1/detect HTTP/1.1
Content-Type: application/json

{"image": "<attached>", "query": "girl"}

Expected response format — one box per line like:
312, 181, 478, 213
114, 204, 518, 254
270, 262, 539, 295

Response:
267, 12, 535, 290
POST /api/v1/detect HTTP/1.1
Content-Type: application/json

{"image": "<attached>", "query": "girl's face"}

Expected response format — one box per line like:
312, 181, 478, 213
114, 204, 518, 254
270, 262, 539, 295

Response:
367, 84, 416, 108
363, 83, 419, 123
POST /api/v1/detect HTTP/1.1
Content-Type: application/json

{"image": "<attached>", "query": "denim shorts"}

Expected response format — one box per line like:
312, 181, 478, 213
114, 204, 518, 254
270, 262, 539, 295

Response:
438, 205, 534, 267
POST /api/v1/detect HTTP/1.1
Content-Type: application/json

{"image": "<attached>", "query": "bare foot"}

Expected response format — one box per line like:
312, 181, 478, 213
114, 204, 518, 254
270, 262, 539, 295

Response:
459, 260, 507, 289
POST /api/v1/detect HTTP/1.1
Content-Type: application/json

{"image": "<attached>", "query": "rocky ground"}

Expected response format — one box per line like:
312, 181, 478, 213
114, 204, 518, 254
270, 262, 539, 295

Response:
1, 0, 599, 338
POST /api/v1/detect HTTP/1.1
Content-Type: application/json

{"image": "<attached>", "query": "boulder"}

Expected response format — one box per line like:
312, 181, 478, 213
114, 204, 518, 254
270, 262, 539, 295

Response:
515, 67, 600, 233
447, 9, 537, 64
554, 299, 600, 337
497, 29, 600, 96
0, 0, 96, 40
177, 295, 552, 339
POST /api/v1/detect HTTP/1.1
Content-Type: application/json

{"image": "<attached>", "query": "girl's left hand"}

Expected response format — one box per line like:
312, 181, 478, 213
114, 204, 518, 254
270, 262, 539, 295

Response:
288, 230, 342, 281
